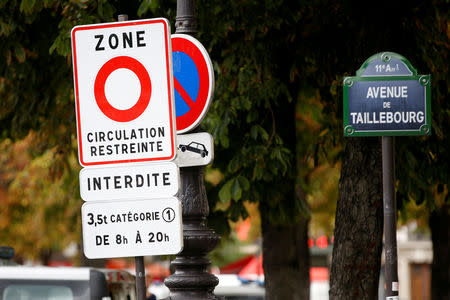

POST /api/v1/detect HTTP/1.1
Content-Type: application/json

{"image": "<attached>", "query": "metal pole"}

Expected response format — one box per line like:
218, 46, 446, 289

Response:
175, 0, 197, 35
118, 14, 128, 22
117, 13, 147, 300
135, 256, 147, 300
382, 136, 399, 299
164, 1, 222, 299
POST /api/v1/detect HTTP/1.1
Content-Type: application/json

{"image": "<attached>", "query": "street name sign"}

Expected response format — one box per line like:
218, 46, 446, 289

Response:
343, 52, 431, 136
71, 18, 177, 166
174, 132, 214, 167
172, 34, 214, 133
82, 198, 183, 259
79, 162, 179, 201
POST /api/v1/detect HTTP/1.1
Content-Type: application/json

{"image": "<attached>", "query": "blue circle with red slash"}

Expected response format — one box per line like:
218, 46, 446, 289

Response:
171, 34, 214, 133
173, 52, 199, 117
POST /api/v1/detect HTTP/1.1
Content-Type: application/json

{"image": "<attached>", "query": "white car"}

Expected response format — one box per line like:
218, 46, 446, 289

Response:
0, 266, 136, 300
214, 275, 265, 299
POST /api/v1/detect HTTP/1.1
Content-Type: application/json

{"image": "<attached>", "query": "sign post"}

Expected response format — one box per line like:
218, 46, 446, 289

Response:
343, 52, 431, 300
382, 135, 398, 299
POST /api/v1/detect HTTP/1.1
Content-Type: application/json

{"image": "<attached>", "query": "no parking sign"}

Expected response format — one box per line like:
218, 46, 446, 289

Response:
71, 18, 176, 166
172, 34, 214, 133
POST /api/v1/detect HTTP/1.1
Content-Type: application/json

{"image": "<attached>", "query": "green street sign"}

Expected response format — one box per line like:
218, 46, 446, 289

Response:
343, 52, 431, 137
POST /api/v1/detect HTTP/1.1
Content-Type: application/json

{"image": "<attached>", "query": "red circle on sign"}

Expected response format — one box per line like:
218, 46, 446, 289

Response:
172, 35, 213, 133
94, 56, 151, 122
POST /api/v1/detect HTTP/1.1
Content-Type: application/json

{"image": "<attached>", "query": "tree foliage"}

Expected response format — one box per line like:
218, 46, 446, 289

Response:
0, 0, 447, 282
394, 2, 449, 213
197, 1, 336, 232
0, 134, 80, 262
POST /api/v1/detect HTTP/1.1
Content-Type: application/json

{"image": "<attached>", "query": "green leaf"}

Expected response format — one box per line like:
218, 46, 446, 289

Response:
237, 175, 250, 191
218, 179, 233, 203
19, 0, 36, 14
231, 178, 242, 201
271, 147, 282, 160
258, 126, 269, 141
246, 110, 257, 123
98, 1, 104, 17
221, 134, 230, 148
14, 45, 26, 62
137, 1, 151, 17
250, 125, 258, 140
228, 156, 241, 173
102, 3, 115, 20
228, 202, 242, 222
240, 204, 249, 220
253, 163, 264, 180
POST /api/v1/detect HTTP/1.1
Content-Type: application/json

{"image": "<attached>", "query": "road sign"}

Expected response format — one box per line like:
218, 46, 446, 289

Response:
172, 34, 214, 133
82, 198, 183, 259
343, 52, 431, 136
71, 18, 176, 166
174, 132, 214, 167
79, 162, 180, 201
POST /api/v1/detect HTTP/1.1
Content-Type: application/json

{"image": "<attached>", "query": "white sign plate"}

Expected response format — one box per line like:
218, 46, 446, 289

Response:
174, 132, 214, 167
79, 162, 180, 201
82, 198, 183, 259
71, 18, 176, 167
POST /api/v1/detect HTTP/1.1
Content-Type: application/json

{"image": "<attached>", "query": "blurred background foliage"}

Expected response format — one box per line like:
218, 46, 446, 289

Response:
0, 0, 447, 268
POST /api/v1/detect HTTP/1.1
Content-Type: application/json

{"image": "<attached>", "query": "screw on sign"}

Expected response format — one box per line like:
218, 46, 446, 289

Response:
171, 34, 214, 133
71, 18, 177, 166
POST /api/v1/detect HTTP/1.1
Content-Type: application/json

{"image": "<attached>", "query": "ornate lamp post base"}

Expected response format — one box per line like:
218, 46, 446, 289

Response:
164, 167, 222, 299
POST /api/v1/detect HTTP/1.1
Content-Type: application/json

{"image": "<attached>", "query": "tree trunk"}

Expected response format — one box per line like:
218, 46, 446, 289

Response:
261, 211, 310, 300
329, 138, 383, 300
429, 204, 450, 300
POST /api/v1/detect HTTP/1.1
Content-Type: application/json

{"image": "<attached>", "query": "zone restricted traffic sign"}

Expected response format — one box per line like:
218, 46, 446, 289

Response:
172, 34, 214, 133
71, 18, 176, 166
